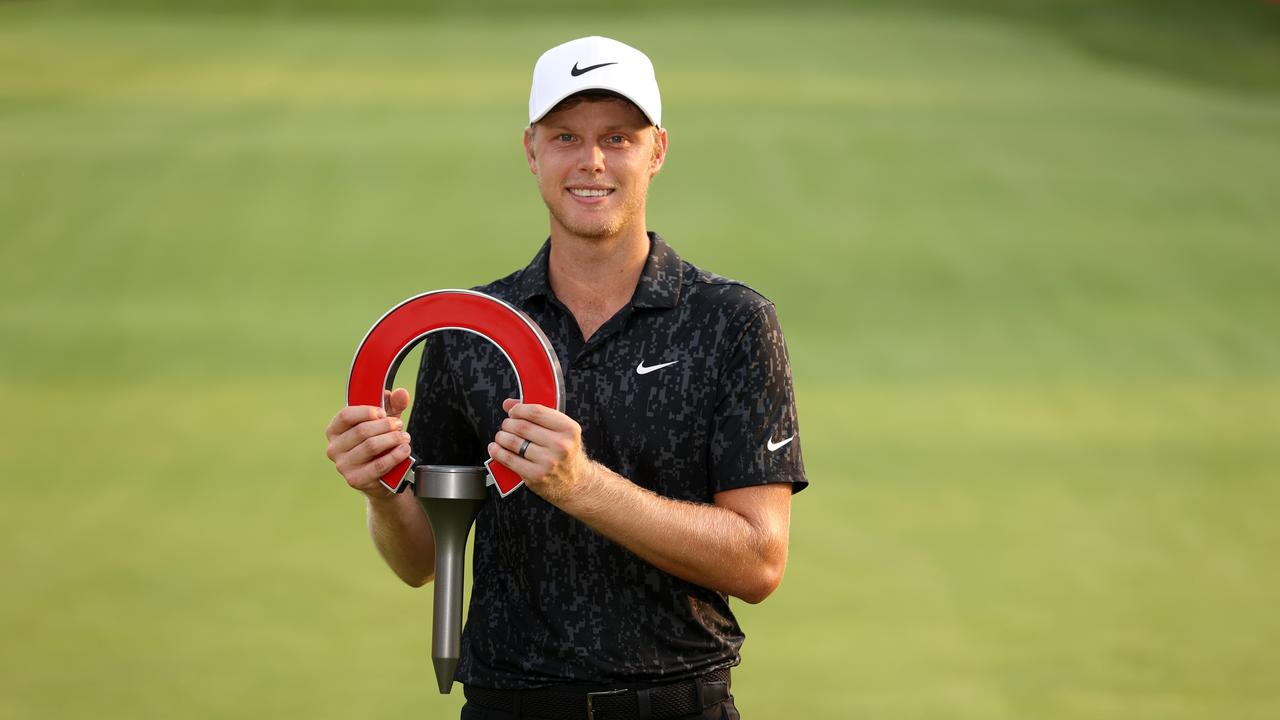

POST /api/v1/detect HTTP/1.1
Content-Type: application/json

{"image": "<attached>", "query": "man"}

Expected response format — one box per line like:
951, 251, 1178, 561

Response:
324, 36, 806, 719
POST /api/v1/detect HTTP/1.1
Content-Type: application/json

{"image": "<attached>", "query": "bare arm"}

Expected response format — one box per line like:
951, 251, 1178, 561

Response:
365, 491, 436, 587
325, 389, 436, 587
569, 468, 790, 603
490, 400, 793, 603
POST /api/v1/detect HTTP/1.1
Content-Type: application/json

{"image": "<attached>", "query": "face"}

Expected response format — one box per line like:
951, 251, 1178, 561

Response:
524, 98, 667, 242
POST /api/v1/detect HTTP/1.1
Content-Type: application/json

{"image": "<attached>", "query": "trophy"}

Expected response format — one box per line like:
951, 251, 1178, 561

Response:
347, 290, 564, 693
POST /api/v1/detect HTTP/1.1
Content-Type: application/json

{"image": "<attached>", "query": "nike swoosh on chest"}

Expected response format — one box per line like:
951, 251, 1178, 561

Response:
636, 359, 679, 375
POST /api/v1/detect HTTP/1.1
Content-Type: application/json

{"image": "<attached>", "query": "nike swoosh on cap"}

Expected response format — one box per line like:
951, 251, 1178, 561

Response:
767, 436, 794, 452
636, 360, 678, 375
571, 61, 618, 76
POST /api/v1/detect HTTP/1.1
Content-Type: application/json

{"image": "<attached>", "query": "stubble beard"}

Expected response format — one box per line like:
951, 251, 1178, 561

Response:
546, 183, 648, 241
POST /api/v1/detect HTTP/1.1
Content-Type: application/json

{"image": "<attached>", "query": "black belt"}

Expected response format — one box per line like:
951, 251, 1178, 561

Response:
463, 668, 732, 720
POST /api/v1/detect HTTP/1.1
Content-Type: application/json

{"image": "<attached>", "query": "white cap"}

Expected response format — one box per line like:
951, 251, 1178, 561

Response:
528, 36, 662, 128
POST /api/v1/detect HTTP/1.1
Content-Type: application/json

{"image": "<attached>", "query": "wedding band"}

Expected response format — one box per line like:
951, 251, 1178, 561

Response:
517, 438, 531, 458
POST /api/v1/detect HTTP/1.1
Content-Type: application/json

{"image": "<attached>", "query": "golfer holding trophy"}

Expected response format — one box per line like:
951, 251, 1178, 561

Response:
324, 36, 807, 719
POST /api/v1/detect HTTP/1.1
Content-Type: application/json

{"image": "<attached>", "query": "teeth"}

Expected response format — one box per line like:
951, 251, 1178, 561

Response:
570, 188, 611, 197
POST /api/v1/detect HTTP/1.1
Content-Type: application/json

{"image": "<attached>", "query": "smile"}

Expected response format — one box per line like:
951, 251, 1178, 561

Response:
568, 188, 614, 198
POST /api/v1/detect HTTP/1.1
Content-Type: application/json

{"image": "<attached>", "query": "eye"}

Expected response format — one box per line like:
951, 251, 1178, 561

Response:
606, 134, 627, 145
558, 133, 574, 142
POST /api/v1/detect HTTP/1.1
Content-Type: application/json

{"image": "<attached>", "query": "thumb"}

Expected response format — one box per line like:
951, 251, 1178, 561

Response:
384, 387, 411, 418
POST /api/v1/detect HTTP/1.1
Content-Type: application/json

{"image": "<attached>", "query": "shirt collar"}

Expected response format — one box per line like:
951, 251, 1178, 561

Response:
512, 232, 683, 310
631, 232, 683, 309
512, 240, 553, 304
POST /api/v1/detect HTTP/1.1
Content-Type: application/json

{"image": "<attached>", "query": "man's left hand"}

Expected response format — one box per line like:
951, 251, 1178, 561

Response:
489, 398, 595, 505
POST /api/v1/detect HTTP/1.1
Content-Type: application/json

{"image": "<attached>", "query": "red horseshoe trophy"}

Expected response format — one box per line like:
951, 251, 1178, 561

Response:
346, 289, 564, 693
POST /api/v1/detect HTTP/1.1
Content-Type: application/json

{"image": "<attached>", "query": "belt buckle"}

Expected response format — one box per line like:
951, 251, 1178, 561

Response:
585, 688, 629, 720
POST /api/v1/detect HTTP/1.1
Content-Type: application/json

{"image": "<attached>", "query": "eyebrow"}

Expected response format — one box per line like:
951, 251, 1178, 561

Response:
543, 124, 646, 134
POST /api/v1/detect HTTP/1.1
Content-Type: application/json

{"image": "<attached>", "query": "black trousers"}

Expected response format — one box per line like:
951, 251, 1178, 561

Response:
460, 696, 740, 720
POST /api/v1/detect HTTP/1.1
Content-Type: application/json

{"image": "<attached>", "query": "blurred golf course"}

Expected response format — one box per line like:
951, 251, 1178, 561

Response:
2, 0, 1278, 717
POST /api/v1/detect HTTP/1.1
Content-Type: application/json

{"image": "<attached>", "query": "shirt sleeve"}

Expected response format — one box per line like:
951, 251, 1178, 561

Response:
405, 333, 485, 468
707, 302, 808, 494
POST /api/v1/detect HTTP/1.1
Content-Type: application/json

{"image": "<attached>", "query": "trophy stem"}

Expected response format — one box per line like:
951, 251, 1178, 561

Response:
415, 465, 489, 694
430, 533, 466, 693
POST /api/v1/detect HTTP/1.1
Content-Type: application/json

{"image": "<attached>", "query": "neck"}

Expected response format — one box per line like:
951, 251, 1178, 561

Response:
547, 226, 650, 340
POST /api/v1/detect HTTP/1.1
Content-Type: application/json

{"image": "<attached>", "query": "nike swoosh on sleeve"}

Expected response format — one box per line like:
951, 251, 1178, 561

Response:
766, 436, 794, 452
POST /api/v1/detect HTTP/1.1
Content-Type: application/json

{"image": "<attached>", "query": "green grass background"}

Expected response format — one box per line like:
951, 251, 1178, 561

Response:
2, 1, 1278, 718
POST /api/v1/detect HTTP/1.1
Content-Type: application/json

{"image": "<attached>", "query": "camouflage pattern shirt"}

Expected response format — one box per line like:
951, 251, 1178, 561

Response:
406, 233, 807, 689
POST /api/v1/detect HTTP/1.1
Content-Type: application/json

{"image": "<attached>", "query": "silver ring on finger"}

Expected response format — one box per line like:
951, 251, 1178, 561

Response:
517, 438, 532, 458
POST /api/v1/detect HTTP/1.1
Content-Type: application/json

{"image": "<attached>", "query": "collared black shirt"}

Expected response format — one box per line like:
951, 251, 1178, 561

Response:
406, 233, 806, 689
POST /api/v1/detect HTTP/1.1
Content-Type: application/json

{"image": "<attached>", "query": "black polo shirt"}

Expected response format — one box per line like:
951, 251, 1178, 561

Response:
406, 232, 807, 689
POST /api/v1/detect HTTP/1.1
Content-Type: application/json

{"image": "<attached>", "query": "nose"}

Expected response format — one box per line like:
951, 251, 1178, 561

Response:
577, 142, 606, 174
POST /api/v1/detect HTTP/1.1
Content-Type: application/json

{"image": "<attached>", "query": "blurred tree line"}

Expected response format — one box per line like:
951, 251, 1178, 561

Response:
21, 0, 1280, 93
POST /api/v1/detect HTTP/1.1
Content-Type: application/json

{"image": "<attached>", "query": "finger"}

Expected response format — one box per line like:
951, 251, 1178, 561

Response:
487, 440, 539, 480
344, 429, 412, 467
333, 417, 407, 459
326, 405, 385, 441
502, 398, 519, 413
350, 443, 413, 489
498, 416, 559, 448
334, 416, 405, 456
506, 402, 577, 432
493, 429, 548, 463
332, 404, 385, 431
387, 387, 411, 418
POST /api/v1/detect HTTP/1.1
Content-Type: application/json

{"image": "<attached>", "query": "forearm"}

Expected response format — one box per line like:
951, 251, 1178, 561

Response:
366, 491, 436, 587
558, 463, 791, 604
490, 401, 793, 602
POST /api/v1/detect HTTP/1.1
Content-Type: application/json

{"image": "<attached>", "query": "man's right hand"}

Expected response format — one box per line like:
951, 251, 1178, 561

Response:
324, 387, 412, 498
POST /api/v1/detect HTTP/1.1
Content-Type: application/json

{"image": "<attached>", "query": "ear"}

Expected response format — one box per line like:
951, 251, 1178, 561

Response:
649, 127, 668, 177
523, 126, 538, 175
